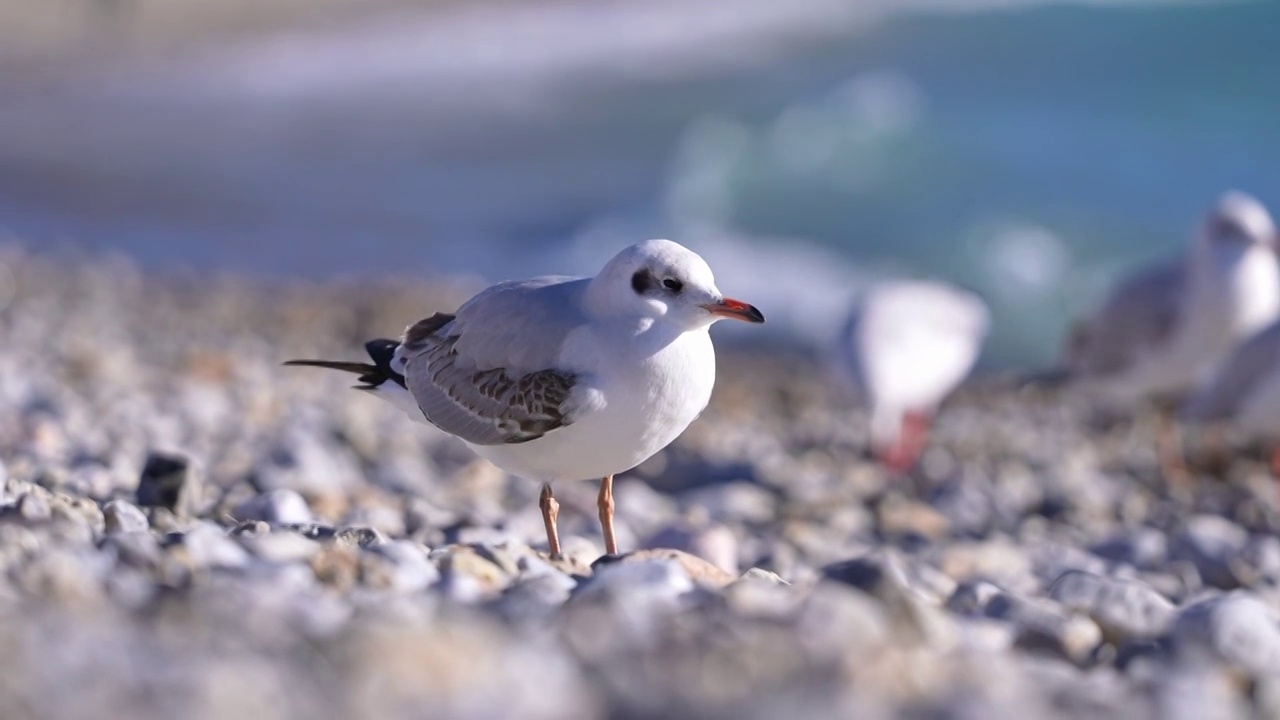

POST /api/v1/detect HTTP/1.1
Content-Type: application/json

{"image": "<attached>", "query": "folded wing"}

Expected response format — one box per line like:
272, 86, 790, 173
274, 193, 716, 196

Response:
396, 277, 591, 445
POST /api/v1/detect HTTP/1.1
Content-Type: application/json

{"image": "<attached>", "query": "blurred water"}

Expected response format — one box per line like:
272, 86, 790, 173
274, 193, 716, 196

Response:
0, 0, 1276, 367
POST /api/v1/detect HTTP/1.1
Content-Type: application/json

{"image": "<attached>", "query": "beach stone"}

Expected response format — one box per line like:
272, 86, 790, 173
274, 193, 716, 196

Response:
173, 523, 249, 570
575, 554, 695, 607
597, 548, 736, 589
15, 492, 51, 522
233, 489, 313, 525
1049, 570, 1176, 643
822, 553, 955, 648
642, 522, 739, 574
102, 500, 149, 535
984, 591, 1101, 663
1241, 535, 1280, 586
1169, 516, 1249, 590
740, 568, 789, 585
946, 580, 1004, 615
1154, 661, 1251, 720
240, 530, 322, 564
927, 475, 993, 536
1171, 593, 1280, 674
877, 496, 951, 540
436, 545, 513, 601
363, 540, 439, 592
1090, 528, 1168, 570
494, 573, 577, 620
797, 582, 891, 655
51, 495, 104, 536
681, 482, 776, 524
335, 526, 385, 549
105, 531, 162, 567
136, 452, 201, 517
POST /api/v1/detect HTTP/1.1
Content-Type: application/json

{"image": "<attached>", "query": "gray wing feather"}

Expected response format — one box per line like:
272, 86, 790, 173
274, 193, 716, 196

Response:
398, 277, 590, 445
1065, 260, 1185, 377
1184, 321, 1280, 422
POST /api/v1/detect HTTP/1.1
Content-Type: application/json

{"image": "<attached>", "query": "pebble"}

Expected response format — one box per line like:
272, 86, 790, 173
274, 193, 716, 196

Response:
599, 548, 737, 589
1169, 515, 1249, 590
136, 452, 201, 517
232, 489, 313, 525
982, 589, 1102, 663
1171, 593, 1280, 675
240, 530, 323, 564
1049, 570, 1176, 643
102, 500, 150, 535
363, 540, 439, 593
641, 523, 740, 574
436, 545, 513, 601
174, 523, 250, 570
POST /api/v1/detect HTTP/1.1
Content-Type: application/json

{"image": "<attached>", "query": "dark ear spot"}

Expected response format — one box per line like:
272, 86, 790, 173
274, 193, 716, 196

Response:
631, 270, 653, 294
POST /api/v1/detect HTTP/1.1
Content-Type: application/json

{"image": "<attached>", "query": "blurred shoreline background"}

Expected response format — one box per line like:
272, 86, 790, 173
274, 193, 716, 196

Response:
1, 0, 1277, 366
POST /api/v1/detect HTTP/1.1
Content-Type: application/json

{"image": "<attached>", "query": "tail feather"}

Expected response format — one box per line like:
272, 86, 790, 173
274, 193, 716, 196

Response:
285, 338, 406, 389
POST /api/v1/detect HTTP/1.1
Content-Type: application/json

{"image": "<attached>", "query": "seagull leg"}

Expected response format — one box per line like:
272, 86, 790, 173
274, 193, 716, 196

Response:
1156, 414, 1192, 497
539, 483, 562, 559
1204, 423, 1231, 477
879, 411, 930, 476
597, 474, 618, 556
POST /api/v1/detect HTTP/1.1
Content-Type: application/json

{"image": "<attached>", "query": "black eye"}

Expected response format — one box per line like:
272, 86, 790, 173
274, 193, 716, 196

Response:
663, 278, 684, 293
631, 271, 653, 294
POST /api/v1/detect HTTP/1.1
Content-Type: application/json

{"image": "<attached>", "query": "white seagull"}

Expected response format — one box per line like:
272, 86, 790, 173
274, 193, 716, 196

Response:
287, 239, 764, 558
835, 279, 989, 473
1063, 191, 1280, 405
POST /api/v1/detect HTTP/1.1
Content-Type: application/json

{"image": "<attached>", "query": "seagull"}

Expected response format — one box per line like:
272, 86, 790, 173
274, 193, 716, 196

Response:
1063, 191, 1280, 405
1183, 318, 1280, 475
286, 239, 764, 558
834, 280, 989, 474
1061, 190, 1280, 481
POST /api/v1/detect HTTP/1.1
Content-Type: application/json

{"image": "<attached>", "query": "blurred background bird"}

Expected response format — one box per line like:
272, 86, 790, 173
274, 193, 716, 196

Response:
834, 280, 989, 474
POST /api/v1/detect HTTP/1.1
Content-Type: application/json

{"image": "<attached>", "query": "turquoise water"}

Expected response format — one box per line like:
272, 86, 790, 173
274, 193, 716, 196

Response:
0, 0, 1276, 366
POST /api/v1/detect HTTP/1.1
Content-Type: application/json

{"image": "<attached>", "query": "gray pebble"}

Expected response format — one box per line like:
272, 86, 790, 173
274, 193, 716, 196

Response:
16, 492, 51, 522
240, 531, 322, 564
1049, 570, 1175, 643
985, 590, 1102, 663
174, 523, 249, 570
1172, 592, 1280, 675
102, 500, 149, 535
365, 540, 439, 593
642, 522, 739, 574
1169, 516, 1249, 590
233, 489, 313, 525
335, 526, 385, 549
574, 556, 694, 605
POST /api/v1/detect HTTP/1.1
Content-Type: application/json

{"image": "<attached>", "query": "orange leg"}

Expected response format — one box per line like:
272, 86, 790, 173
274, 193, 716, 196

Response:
539, 483, 561, 559
878, 411, 931, 476
1156, 415, 1192, 495
597, 475, 618, 556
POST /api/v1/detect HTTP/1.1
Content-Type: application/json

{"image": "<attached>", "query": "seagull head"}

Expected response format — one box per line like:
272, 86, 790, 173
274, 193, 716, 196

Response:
587, 239, 765, 330
1201, 190, 1277, 252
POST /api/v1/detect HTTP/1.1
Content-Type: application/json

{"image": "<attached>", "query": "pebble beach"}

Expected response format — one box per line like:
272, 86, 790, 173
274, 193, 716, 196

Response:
2, 247, 1280, 719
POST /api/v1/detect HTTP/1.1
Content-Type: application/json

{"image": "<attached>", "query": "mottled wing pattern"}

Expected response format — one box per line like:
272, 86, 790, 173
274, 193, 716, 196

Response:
1065, 260, 1184, 378
399, 309, 579, 446
1184, 321, 1280, 422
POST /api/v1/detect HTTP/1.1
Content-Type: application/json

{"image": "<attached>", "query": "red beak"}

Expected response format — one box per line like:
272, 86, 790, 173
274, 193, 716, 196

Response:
701, 297, 765, 323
